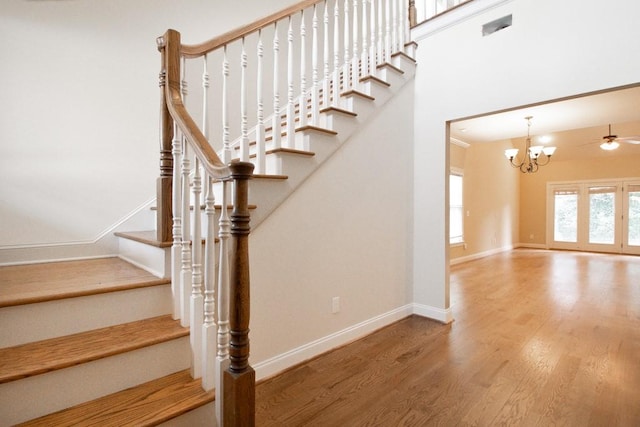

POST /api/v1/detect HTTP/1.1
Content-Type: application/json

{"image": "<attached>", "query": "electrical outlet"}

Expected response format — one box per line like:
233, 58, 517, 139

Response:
332, 296, 340, 314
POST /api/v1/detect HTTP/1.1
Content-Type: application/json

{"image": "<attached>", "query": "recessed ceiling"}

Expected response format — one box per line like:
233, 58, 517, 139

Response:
450, 85, 640, 161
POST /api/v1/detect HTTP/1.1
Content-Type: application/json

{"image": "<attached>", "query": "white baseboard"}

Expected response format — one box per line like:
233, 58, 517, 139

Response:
450, 244, 514, 266
515, 243, 547, 249
253, 304, 414, 381
412, 303, 453, 324
253, 302, 455, 381
0, 198, 155, 266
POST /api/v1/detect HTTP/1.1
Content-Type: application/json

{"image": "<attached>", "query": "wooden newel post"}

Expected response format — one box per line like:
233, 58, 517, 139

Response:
224, 161, 255, 426
408, 0, 417, 27
157, 36, 174, 243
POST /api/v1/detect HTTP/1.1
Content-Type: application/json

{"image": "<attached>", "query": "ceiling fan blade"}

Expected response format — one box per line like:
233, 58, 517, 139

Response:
618, 136, 640, 144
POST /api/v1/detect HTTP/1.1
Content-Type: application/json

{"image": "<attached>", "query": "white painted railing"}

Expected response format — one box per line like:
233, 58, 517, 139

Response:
411, 0, 472, 24
158, 0, 413, 424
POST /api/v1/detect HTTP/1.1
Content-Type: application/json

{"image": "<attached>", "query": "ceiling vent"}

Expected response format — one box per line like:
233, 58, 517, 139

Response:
482, 14, 512, 36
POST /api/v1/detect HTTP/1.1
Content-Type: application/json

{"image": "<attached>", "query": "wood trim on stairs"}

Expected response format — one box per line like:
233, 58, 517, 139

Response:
16, 370, 214, 427
0, 315, 187, 384
0, 257, 170, 308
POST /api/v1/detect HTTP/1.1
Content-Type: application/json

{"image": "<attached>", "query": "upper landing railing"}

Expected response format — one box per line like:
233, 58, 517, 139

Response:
409, 0, 473, 26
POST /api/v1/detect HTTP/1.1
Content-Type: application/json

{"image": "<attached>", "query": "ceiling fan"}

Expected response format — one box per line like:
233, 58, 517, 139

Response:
599, 124, 640, 150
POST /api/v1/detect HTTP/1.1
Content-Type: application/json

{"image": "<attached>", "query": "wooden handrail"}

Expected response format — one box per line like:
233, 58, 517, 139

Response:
181, 0, 325, 59
158, 29, 230, 180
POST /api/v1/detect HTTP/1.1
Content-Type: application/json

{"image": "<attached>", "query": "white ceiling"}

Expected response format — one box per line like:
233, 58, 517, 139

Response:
449, 85, 640, 161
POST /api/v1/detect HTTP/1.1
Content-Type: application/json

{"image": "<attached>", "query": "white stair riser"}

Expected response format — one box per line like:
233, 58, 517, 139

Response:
265, 152, 316, 177
319, 112, 359, 142
341, 93, 377, 118
392, 55, 417, 76
119, 239, 171, 278
158, 401, 216, 427
0, 336, 190, 426
376, 66, 405, 88
0, 284, 172, 347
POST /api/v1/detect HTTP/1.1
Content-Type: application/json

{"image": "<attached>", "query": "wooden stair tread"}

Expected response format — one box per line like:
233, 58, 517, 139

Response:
0, 258, 169, 308
376, 61, 405, 75
0, 315, 187, 384
392, 50, 417, 63
114, 230, 172, 248
17, 369, 214, 427
253, 173, 289, 180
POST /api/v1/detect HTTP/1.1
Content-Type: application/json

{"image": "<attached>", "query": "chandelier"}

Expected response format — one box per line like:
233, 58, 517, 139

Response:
504, 116, 556, 173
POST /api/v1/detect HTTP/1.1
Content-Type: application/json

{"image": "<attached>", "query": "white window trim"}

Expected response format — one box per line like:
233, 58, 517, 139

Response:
450, 167, 465, 246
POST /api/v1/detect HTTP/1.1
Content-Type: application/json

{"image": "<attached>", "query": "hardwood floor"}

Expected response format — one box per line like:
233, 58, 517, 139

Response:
255, 249, 640, 426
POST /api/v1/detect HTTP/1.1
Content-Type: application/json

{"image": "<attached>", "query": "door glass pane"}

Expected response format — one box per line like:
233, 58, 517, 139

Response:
588, 186, 616, 244
449, 174, 463, 243
629, 185, 640, 246
554, 190, 578, 242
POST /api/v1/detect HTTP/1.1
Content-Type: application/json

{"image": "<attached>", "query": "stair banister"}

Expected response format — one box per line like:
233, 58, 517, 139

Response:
158, 30, 230, 180
180, 0, 325, 59
159, 28, 256, 426
156, 2, 416, 425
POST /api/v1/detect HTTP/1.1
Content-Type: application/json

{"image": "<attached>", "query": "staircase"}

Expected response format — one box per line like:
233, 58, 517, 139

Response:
0, 0, 417, 425
0, 258, 213, 426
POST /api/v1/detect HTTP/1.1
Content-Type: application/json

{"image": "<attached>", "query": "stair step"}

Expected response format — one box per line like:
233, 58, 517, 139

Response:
0, 314, 187, 384
115, 230, 172, 248
250, 147, 316, 159
17, 370, 214, 427
0, 257, 169, 308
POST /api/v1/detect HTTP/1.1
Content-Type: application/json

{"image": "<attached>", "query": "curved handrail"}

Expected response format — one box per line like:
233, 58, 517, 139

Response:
159, 29, 230, 179
181, 0, 324, 59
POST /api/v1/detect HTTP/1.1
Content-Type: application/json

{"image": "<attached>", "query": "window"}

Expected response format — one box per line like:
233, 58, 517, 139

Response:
548, 179, 640, 255
450, 171, 464, 244
553, 188, 579, 243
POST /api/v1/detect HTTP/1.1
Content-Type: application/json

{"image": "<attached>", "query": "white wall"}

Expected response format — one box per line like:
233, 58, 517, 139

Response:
249, 80, 415, 374
0, 0, 297, 263
412, 0, 640, 313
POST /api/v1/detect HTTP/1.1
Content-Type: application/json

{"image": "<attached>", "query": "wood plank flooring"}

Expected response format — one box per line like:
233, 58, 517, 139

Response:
0, 257, 169, 307
256, 249, 640, 426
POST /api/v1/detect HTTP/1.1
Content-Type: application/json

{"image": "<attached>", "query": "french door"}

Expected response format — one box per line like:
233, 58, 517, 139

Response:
548, 180, 640, 255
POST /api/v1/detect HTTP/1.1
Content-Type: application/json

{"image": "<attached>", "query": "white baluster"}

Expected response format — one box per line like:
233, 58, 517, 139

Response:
286, 16, 295, 148
426, 0, 436, 21
190, 156, 203, 378
272, 23, 282, 149
171, 123, 182, 320
376, 0, 384, 65
392, 0, 398, 54
351, 0, 359, 89
385, 0, 391, 62
377, 0, 384, 66
256, 30, 266, 174
398, 0, 406, 51
215, 180, 231, 426
311, 4, 320, 126
222, 46, 231, 163
362, 0, 369, 77
180, 140, 192, 327
180, 57, 192, 327
323, 1, 330, 109
189, 56, 209, 379
333, 0, 341, 106
299, 10, 308, 128
240, 37, 249, 162
343, 0, 351, 92
370, 0, 377, 73
202, 173, 216, 391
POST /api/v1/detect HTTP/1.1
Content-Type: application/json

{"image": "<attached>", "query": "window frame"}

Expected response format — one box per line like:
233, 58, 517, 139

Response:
449, 168, 465, 246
